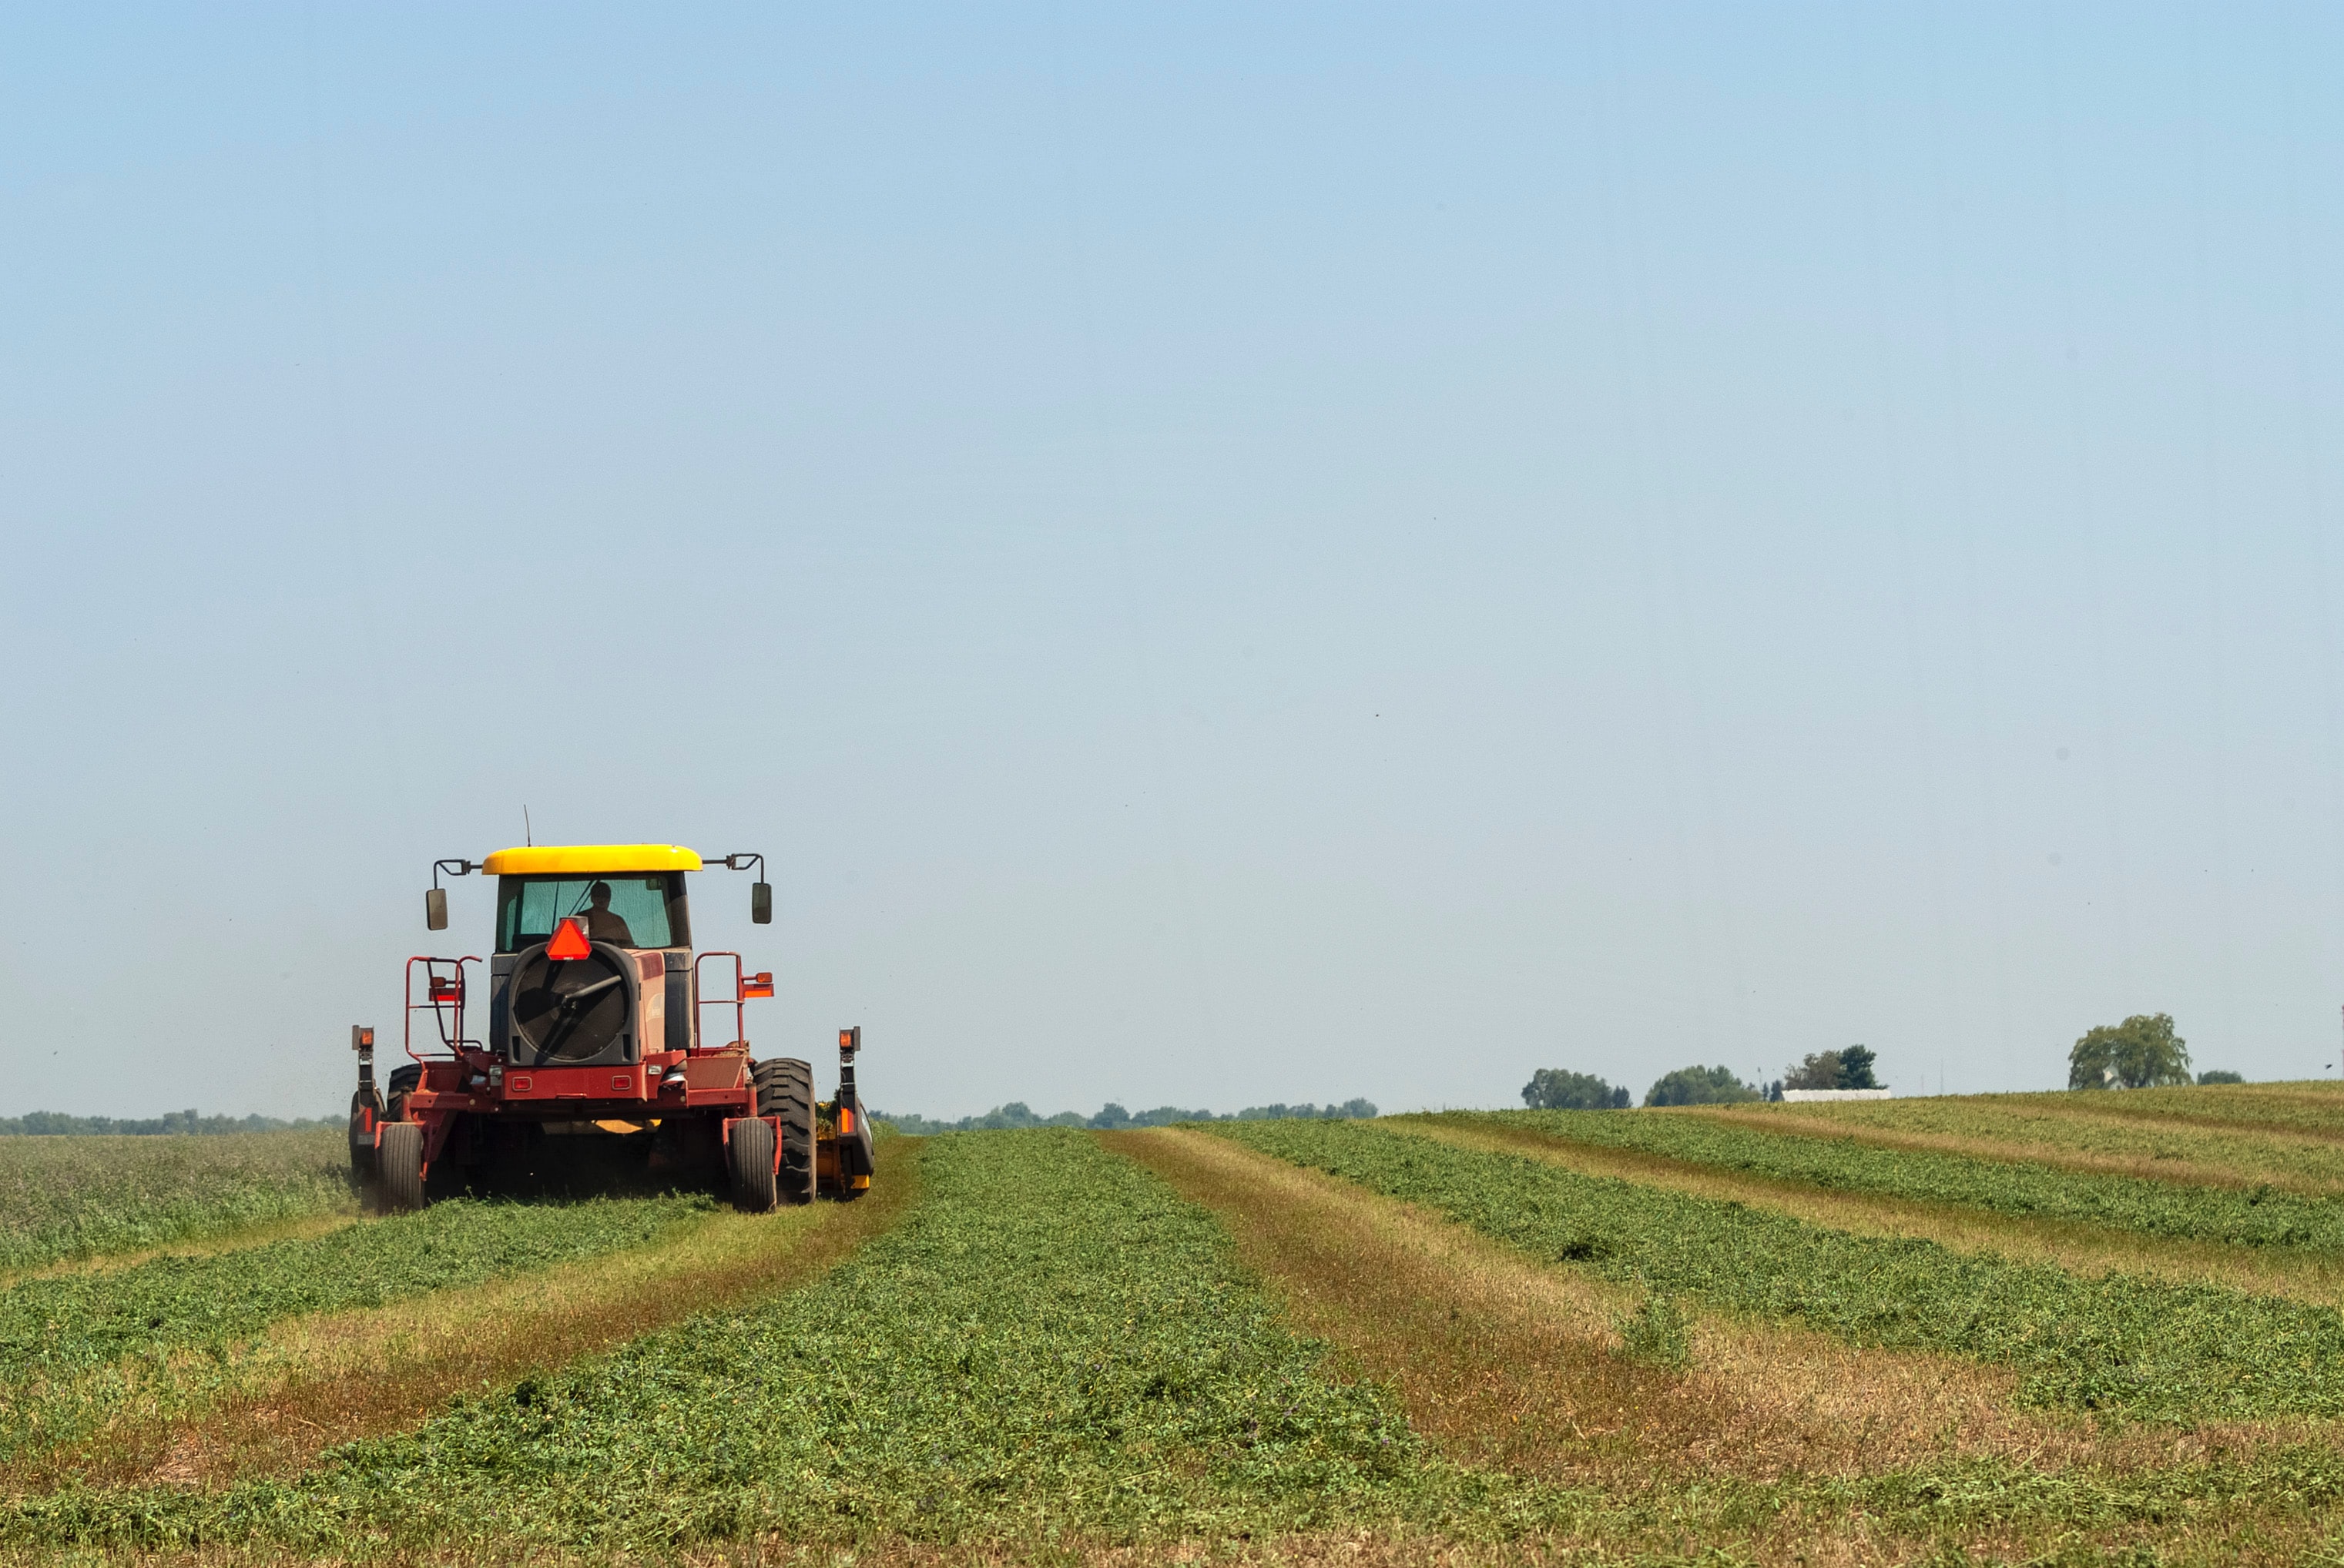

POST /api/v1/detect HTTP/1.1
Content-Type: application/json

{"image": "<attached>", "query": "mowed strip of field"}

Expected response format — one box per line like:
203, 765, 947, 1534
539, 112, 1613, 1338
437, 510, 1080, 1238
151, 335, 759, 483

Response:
1710, 1091, 2344, 1195
0, 1193, 714, 1472
1212, 1118, 2344, 1423
2041, 1081, 2344, 1143
1115, 1127, 2344, 1564
1417, 1114, 2344, 1309
0, 1212, 361, 1292
1836, 1081, 2344, 1163
0, 1130, 354, 1274
4, 1129, 1571, 1555
32, 1139, 919, 1492
1107, 1127, 2107, 1486
21, 1128, 2344, 1565
1468, 1107, 2344, 1254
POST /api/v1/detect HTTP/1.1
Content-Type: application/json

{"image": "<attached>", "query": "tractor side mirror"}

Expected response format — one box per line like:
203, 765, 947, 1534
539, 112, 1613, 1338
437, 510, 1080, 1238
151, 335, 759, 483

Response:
425, 888, 448, 931
750, 881, 772, 924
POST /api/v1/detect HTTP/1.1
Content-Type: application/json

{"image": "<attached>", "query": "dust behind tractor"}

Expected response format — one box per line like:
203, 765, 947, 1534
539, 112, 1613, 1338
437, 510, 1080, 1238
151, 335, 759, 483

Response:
346, 843, 874, 1212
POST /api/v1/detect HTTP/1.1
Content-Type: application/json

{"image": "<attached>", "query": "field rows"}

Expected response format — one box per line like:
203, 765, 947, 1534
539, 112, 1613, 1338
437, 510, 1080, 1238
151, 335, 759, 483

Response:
1714, 1095, 2344, 1194
5, 1087, 2344, 1563
1472, 1105, 2344, 1251
1222, 1117, 2344, 1422
0, 1193, 708, 1469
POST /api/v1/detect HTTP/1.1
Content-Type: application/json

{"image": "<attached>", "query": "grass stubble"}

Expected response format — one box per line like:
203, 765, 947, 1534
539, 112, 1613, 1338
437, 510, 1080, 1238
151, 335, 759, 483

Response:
0, 1194, 728, 1485
0, 1131, 1580, 1559
1217, 1119, 2344, 1423
1477, 1107, 2344, 1258
1738, 1081, 2344, 1194
1702, 1100, 2344, 1199
31, 1152, 917, 1493
1106, 1127, 2142, 1483
1411, 1114, 2344, 1311
1182, 1117, 2344, 1564
18, 1119, 2344, 1564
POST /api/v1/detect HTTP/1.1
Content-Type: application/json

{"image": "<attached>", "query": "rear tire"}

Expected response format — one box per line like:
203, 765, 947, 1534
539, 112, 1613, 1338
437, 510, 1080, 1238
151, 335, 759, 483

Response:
727, 1117, 776, 1211
753, 1057, 817, 1204
387, 1063, 421, 1124
379, 1122, 426, 1212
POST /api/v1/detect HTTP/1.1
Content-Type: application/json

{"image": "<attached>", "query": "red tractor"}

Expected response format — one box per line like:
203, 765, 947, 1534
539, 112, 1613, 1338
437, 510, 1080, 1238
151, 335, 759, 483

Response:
346, 843, 874, 1211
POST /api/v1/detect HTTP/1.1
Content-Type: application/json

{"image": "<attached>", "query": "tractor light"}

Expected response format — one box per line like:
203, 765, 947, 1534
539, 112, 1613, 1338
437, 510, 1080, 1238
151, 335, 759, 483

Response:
742, 973, 773, 999
660, 1067, 687, 1091
488, 1065, 505, 1090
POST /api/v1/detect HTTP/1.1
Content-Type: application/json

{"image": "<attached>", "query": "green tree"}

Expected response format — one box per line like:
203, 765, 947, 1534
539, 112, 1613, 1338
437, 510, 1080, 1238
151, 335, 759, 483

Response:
1782, 1047, 1883, 1091
1521, 1068, 1628, 1110
1644, 1064, 1761, 1107
1836, 1045, 1880, 1089
1782, 1051, 1843, 1091
2197, 1069, 2243, 1086
2067, 1014, 2191, 1090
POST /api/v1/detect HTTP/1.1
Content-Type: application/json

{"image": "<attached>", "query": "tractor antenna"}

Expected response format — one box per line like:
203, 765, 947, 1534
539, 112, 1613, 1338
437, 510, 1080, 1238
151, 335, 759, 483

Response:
523, 805, 533, 846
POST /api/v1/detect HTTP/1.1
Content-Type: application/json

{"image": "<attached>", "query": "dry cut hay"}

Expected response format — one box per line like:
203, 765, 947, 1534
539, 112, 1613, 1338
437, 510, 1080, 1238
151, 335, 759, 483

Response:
1410, 1117, 2344, 1311
14, 1142, 920, 1493
1105, 1128, 2114, 1491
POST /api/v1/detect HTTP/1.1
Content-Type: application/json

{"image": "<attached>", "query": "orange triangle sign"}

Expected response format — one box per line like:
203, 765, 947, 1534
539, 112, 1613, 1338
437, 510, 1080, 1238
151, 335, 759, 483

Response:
547, 918, 592, 960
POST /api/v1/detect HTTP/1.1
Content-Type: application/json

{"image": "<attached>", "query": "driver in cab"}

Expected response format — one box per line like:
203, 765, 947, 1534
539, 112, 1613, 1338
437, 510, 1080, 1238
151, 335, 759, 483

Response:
581, 880, 637, 946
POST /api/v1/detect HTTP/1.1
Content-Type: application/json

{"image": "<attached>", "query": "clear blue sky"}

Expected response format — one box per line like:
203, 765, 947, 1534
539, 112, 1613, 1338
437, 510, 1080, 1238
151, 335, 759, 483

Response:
5, 4, 2343, 1118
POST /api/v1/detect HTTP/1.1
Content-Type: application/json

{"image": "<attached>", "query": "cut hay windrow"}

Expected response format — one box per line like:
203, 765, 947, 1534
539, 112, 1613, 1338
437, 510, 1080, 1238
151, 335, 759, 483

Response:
1971, 1081, 2344, 1147
0, 1129, 1561, 1553
0, 1193, 712, 1465
1216, 1118, 2344, 1423
22, 1127, 2344, 1563
1712, 1094, 2344, 1194
1110, 1127, 2110, 1487
1464, 1107, 2344, 1252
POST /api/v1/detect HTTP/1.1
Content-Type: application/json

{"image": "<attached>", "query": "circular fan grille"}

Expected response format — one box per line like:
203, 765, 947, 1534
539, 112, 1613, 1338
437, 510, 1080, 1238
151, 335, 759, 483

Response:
510, 945, 631, 1064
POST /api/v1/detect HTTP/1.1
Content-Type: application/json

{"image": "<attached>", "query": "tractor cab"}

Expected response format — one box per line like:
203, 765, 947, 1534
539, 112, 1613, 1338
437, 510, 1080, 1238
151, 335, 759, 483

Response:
478, 846, 715, 1070
348, 843, 872, 1214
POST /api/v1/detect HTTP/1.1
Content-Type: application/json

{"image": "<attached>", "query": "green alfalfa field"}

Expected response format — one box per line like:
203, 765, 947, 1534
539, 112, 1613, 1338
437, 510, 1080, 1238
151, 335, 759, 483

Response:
12, 1086, 2344, 1563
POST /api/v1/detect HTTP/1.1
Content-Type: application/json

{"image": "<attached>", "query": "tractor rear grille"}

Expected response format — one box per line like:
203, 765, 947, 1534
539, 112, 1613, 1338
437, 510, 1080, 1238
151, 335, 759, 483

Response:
508, 943, 636, 1067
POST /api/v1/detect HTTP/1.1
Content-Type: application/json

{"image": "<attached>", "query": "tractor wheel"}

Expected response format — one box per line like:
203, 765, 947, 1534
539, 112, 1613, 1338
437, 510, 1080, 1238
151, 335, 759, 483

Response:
753, 1057, 817, 1204
727, 1117, 776, 1211
387, 1063, 421, 1124
347, 1088, 381, 1178
378, 1122, 426, 1212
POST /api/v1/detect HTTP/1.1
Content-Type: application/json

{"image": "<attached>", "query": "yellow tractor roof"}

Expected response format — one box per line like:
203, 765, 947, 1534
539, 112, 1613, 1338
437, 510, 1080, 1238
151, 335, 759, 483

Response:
481, 844, 705, 875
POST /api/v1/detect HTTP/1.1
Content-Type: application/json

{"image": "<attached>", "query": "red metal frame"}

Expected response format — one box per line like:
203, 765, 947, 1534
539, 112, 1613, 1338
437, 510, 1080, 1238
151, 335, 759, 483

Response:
404, 955, 483, 1061
723, 1114, 785, 1175
692, 951, 770, 1051
377, 950, 775, 1185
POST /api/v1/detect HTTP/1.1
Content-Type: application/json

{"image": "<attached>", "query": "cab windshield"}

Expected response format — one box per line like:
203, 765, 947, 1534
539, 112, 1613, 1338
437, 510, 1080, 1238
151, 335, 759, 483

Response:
496, 874, 688, 952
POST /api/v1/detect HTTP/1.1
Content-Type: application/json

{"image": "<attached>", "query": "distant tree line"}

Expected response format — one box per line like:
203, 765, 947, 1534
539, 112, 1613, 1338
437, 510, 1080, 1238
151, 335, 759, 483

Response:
1781, 1047, 1880, 1093
1518, 1070, 1630, 1110
1523, 1047, 1881, 1111
873, 1099, 1377, 1135
0, 1109, 338, 1137
1524, 1017, 2248, 1114
1643, 1065, 1762, 1106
